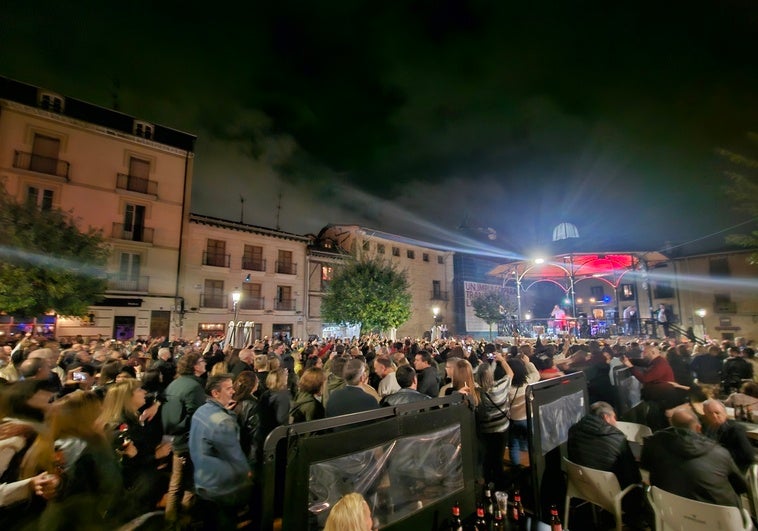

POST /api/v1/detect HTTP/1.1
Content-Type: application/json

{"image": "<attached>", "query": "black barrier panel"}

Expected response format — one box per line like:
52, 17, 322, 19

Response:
525, 372, 589, 521
260, 395, 478, 531
613, 366, 642, 418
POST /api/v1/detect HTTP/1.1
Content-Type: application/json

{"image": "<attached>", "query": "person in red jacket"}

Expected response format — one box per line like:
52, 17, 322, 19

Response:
622, 344, 687, 429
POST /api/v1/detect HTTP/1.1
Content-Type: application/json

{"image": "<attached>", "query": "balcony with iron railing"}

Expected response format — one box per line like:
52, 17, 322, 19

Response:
240, 297, 265, 310
274, 298, 296, 311
13, 150, 70, 179
111, 223, 154, 243
107, 275, 149, 292
431, 290, 449, 301
116, 173, 158, 195
242, 257, 266, 272
200, 293, 229, 309
275, 261, 297, 275
203, 251, 231, 268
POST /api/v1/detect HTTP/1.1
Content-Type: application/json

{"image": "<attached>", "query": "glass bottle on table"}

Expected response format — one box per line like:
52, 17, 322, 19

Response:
474, 502, 487, 530
549, 503, 563, 531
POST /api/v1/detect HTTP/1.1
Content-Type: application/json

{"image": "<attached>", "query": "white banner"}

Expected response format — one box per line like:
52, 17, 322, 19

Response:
463, 281, 503, 332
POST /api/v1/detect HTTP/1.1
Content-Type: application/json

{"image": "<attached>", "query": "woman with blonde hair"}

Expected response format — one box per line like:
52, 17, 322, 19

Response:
451, 358, 479, 407
324, 492, 374, 531
22, 391, 124, 528
98, 380, 170, 519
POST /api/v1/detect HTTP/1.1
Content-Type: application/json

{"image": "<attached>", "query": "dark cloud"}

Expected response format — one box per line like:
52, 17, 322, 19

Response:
2, 1, 757, 253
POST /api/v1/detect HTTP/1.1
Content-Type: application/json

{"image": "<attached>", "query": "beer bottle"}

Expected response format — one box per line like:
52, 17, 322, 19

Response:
549, 504, 563, 531
492, 508, 505, 530
484, 484, 495, 520
474, 502, 487, 530
511, 490, 525, 522
449, 500, 463, 531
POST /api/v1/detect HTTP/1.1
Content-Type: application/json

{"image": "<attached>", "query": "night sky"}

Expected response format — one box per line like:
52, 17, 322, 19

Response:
3, 1, 757, 256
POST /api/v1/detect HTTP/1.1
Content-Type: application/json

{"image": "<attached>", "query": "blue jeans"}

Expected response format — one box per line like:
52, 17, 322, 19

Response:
508, 419, 529, 466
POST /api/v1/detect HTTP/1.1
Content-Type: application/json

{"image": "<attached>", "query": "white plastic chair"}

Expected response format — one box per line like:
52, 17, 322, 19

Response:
745, 463, 758, 519
563, 457, 641, 531
648, 485, 753, 531
614, 421, 652, 444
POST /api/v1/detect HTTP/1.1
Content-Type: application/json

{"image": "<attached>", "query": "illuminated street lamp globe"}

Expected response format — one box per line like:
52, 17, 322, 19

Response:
552, 222, 579, 242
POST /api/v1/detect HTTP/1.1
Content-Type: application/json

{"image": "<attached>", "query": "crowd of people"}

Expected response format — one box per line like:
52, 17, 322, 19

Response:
0, 329, 756, 529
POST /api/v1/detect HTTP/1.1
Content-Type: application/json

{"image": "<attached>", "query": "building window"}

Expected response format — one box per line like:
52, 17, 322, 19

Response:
202, 279, 225, 308
392, 247, 400, 257
27, 186, 54, 210
362, 240, 370, 252
133, 120, 153, 139
243, 245, 265, 271
110, 252, 145, 291
204, 239, 229, 267
122, 203, 147, 242
242, 283, 263, 310
437, 255, 444, 264
407, 250, 415, 259
620, 283, 635, 301
432, 280, 442, 299
321, 265, 333, 291
30, 134, 61, 175
276, 285, 294, 310
276, 250, 295, 274
709, 257, 730, 277
423, 253, 430, 262
654, 281, 675, 299
377, 244, 385, 254
126, 157, 151, 194
590, 286, 605, 300
38, 91, 64, 113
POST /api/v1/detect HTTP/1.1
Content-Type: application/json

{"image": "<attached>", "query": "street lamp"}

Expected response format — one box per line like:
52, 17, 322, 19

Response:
232, 289, 241, 324
696, 308, 707, 336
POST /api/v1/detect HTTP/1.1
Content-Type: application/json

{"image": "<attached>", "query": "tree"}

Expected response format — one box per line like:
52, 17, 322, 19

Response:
0, 190, 110, 318
321, 258, 411, 335
718, 132, 758, 264
471, 290, 506, 340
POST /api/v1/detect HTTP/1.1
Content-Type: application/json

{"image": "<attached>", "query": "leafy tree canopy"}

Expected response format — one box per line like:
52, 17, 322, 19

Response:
321, 258, 411, 334
0, 190, 110, 317
719, 131, 758, 264
472, 291, 505, 325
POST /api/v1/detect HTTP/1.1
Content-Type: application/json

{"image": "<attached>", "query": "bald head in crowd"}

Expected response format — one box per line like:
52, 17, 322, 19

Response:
670, 407, 701, 432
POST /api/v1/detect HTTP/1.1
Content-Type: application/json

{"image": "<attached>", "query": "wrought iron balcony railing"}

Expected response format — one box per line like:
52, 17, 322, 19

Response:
203, 251, 231, 268
111, 222, 154, 243
275, 261, 297, 275
200, 293, 228, 308
242, 258, 266, 272
274, 298, 296, 311
107, 275, 149, 292
116, 173, 158, 195
240, 297, 265, 310
13, 150, 70, 179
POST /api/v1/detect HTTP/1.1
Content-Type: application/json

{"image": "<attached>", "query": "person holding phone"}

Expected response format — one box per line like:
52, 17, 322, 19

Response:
58, 364, 97, 397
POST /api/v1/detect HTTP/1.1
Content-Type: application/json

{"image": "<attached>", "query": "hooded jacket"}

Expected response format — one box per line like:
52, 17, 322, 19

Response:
567, 414, 641, 489
640, 426, 747, 508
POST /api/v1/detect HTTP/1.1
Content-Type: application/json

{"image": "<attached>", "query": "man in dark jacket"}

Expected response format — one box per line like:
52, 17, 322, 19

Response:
413, 350, 440, 397
722, 347, 753, 395
380, 366, 431, 407
162, 352, 207, 523
567, 401, 644, 526
641, 407, 747, 508
325, 359, 380, 417
702, 399, 755, 473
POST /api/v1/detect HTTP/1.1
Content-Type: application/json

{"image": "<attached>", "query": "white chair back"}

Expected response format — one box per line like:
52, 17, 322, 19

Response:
648, 485, 753, 531
614, 421, 652, 444
746, 463, 758, 519
563, 457, 639, 531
